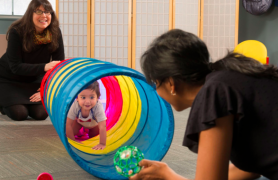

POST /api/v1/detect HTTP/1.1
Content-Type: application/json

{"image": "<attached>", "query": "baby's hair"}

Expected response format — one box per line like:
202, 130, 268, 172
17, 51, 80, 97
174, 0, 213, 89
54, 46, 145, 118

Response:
85, 81, 101, 98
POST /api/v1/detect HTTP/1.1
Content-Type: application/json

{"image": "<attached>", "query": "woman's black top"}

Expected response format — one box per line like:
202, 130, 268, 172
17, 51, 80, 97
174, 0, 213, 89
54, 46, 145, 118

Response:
0, 28, 64, 107
183, 70, 278, 179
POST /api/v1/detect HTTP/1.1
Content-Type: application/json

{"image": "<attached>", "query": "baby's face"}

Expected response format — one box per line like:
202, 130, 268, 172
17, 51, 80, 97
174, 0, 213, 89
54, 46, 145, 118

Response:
77, 89, 98, 111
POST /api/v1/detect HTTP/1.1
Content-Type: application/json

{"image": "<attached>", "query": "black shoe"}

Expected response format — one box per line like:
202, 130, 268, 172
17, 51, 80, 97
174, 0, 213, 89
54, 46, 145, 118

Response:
0, 107, 6, 115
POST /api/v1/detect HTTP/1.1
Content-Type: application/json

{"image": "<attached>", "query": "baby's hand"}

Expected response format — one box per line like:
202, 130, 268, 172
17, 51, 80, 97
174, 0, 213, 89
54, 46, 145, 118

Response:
92, 144, 106, 150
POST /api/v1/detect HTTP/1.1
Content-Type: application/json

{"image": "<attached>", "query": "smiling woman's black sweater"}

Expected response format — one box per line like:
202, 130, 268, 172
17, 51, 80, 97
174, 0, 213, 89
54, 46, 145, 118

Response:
0, 28, 64, 107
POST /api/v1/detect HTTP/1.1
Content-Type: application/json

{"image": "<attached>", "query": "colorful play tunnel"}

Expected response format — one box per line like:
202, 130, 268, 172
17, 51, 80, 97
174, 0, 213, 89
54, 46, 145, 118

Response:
40, 58, 174, 179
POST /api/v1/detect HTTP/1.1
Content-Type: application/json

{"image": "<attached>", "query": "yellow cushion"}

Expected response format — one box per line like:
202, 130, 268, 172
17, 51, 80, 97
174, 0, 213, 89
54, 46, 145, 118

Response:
234, 40, 267, 64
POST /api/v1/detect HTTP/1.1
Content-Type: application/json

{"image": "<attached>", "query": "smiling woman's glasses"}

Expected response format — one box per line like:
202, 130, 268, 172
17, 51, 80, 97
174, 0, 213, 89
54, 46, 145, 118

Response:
34, 9, 52, 15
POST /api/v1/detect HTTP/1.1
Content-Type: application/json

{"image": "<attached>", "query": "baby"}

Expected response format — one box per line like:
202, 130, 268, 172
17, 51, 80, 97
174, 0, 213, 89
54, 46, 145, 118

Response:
66, 81, 107, 150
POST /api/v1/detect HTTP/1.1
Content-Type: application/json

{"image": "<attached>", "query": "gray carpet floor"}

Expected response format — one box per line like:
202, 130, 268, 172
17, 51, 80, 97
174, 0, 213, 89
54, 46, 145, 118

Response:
0, 109, 269, 180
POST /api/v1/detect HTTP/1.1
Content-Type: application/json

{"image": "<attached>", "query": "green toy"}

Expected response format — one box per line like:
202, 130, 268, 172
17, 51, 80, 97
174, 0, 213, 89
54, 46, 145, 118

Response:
114, 146, 144, 177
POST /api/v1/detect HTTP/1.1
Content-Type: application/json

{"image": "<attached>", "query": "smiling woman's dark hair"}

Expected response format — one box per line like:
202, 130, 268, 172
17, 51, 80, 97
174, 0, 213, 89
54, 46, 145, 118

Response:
141, 29, 278, 88
6, 0, 60, 52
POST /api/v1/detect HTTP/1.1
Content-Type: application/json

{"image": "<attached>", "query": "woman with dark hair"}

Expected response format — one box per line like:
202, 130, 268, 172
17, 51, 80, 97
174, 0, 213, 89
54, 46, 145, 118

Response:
0, 0, 64, 121
130, 29, 278, 180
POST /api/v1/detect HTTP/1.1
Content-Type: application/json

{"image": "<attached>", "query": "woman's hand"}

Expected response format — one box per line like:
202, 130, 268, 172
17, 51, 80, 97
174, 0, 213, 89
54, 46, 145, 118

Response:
130, 159, 182, 180
92, 143, 106, 150
44, 61, 60, 71
30, 92, 41, 102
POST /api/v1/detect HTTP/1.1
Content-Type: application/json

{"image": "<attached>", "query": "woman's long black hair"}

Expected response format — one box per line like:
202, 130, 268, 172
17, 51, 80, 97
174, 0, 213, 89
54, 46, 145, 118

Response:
141, 29, 278, 87
7, 0, 60, 53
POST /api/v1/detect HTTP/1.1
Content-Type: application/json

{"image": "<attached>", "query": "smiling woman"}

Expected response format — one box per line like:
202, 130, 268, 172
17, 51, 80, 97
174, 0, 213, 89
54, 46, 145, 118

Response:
0, 0, 64, 121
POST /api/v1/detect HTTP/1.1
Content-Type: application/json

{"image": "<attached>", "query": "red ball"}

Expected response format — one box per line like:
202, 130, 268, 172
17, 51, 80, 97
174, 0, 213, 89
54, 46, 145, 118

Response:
37, 172, 53, 180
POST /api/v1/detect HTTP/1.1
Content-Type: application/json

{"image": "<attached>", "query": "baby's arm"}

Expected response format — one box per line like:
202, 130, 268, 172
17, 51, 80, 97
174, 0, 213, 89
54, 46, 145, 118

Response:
66, 117, 76, 141
92, 121, 106, 150
99, 120, 107, 146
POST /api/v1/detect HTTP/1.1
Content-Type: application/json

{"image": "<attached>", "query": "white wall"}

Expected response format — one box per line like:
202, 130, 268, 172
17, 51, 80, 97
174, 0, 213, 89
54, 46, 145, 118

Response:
94, 0, 129, 66
58, 0, 88, 59
135, 0, 170, 72
202, 0, 237, 61
175, 0, 199, 36
0, 0, 56, 15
